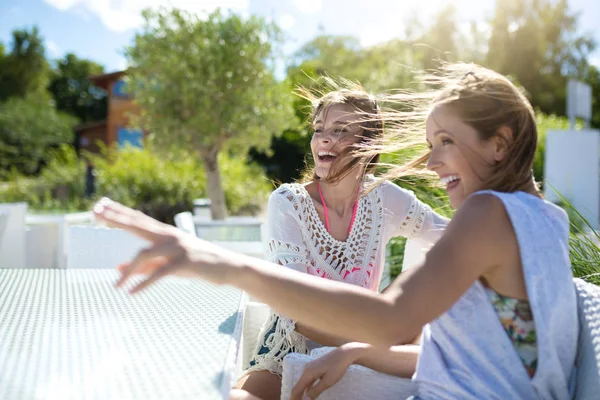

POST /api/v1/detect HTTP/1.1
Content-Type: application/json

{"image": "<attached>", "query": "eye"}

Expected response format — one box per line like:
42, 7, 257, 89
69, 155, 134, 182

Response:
314, 128, 322, 134
442, 138, 453, 146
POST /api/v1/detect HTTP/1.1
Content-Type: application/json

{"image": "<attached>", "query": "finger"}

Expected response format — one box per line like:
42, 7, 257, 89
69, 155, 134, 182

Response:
115, 257, 169, 287
307, 378, 332, 399
116, 241, 179, 287
116, 262, 129, 273
93, 198, 167, 242
130, 263, 177, 294
291, 369, 320, 400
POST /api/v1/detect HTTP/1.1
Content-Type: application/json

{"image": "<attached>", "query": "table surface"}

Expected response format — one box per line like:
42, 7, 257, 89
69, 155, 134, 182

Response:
0, 269, 245, 400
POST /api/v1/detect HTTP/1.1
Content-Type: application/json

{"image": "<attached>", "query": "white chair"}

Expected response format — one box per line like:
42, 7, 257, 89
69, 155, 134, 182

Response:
573, 278, 600, 398
401, 238, 428, 272
280, 278, 600, 399
174, 211, 198, 237
0, 203, 27, 269
67, 226, 148, 269
239, 301, 272, 371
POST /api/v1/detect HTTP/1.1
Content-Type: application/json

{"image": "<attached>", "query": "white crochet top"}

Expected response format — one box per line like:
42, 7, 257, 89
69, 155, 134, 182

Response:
248, 178, 448, 375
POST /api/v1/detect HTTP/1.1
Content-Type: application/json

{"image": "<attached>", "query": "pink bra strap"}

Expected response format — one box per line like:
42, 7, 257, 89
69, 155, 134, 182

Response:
317, 182, 359, 235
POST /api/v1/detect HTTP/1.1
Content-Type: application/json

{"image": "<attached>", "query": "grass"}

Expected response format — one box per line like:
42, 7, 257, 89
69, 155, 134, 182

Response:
555, 192, 600, 285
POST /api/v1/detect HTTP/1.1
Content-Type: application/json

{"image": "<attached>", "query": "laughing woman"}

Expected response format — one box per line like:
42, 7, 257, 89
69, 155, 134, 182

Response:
232, 85, 448, 400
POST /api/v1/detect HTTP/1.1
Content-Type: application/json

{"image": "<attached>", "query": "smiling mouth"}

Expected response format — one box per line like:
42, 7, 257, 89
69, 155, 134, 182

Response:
318, 151, 337, 163
440, 175, 461, 191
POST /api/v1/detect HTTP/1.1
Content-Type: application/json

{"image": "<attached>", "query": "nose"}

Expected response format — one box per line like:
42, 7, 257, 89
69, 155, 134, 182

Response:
318, 129, 334, 144
426, 148, 442, 171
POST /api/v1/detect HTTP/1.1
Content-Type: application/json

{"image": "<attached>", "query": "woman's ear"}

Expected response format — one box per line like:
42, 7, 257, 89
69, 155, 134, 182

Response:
493, 126, 513, 163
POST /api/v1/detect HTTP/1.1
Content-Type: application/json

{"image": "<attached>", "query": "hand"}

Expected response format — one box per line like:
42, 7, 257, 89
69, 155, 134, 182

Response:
93, 197, 242, 293
291, 343, 366, 400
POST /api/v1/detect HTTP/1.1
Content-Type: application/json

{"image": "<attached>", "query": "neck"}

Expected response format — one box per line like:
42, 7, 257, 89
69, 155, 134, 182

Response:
318, 173, 362, 217
522, 179, 542, 198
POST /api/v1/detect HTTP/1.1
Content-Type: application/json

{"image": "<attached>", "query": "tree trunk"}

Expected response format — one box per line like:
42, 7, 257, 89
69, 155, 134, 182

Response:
201, 150, 228, 220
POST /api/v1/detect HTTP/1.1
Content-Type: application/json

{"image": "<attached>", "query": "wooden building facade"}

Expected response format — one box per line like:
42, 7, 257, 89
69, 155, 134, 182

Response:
75, 70, 144, 154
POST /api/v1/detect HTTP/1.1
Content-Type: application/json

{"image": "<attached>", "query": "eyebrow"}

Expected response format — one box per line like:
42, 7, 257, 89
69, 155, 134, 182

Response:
426, 129, 451, 145
313, 120, 356, 128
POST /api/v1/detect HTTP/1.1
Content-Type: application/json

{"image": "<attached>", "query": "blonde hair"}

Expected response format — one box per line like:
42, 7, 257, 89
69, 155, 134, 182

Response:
368, 63, 540, 195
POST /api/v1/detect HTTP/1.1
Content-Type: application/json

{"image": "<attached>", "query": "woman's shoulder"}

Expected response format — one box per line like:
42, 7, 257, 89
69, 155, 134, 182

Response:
269, 182, 310, 208
374, 179, 418, 202
450, 193, 512, 240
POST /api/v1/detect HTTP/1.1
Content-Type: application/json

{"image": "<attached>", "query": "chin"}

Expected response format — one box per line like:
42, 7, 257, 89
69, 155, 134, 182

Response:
449, 195, 463, 209
316, 168, 329, 179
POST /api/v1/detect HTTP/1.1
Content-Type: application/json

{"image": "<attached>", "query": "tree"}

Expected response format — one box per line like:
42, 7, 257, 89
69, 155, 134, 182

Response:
49, 53, 107, 123
292, 35, 363, 76
0, 93, 77, 177
0, 26, 50, 101
487, 0, 596, 115
582, 64, 600, 129
417, 5, 461, 70
126, 8, 294, 219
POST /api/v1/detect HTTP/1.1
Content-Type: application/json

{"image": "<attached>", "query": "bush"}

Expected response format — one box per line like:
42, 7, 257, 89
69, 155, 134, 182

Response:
91, 145, 205, 224
0, 143, 272, 223
91, 144, 271, 223
220, 151, 272, 215
0, 144, 88, 212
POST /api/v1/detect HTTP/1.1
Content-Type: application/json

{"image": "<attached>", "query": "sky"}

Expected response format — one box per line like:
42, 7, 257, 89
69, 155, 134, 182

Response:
1, 0, 599, 75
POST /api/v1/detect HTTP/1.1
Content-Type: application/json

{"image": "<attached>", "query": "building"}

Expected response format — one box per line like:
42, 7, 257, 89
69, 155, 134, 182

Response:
74, 70, 144, 154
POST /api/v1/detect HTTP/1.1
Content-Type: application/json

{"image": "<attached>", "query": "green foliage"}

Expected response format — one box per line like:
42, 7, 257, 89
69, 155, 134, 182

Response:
0, 26, 50, 101
387, 177, 451, 279
220, 151, 272, 215
487, 0, 596, 116
583, 64, 600, 128
126, 7, 293, 153
570, 231, 600, 286
49, 53, 107, 123
554, 194, 600, 285
0, 93, 77, 177
289, 35, 420, 93
91, 145, 205, 224
387, 236, 407, 280
91, 144, 271, 223
0, 143, 271, 223
0, 144, 87, 212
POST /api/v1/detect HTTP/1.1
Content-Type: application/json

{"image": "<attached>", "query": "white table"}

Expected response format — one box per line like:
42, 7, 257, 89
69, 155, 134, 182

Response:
0, 269, 245, 399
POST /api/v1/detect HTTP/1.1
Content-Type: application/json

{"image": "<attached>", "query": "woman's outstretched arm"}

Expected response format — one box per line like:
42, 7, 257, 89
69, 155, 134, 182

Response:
95, 194, 510, 346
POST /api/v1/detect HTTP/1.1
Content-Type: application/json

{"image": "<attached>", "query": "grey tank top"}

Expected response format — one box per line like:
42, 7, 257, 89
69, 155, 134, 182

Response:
414, 190, 578, 400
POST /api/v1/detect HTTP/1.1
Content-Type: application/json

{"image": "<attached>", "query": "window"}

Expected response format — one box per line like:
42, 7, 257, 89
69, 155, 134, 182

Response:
113, 80, 128, 97
117, 128, 143, 148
